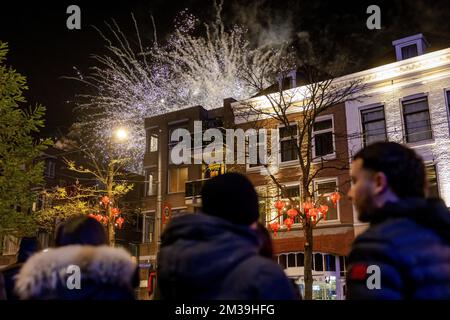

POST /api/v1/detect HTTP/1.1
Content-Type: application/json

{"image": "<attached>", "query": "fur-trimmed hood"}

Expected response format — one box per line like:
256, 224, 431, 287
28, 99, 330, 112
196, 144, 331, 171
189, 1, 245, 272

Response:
15, 245, 137, 300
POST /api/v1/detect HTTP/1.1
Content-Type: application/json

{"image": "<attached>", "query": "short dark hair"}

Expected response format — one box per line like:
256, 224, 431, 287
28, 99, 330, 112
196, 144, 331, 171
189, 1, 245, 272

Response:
56, 216, 107, 247
353, 142, 426, 198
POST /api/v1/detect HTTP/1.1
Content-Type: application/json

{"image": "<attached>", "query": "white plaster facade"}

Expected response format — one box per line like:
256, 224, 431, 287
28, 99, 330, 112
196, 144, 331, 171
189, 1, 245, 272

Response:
344, 46, 450, 231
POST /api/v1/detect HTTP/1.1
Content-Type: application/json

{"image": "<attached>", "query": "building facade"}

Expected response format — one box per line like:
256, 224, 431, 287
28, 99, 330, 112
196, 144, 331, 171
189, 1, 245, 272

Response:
344, 34, 450, 235
141, 34, 450, 299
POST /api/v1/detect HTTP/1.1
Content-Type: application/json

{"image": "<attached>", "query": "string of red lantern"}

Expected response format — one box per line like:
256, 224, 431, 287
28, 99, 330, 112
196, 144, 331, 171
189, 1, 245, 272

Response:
269, 192, 339, 235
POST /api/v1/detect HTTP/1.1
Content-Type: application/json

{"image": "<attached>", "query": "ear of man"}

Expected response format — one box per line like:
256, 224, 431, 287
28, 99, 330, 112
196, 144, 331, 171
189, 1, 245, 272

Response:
373, 171, 389, 195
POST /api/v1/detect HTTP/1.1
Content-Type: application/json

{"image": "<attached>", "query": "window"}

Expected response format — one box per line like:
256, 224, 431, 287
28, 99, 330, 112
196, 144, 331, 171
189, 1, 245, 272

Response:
447, 90, 450, 110
426, 164, 439, 198
255, 186, 267, 224
314, 253, 323, 271
313, 118, 334, 158
296, 253, 304, 267
339, 256, 348, 277
147, 133, 158, 152
168, 124, 190, 165
324, 254, 336, 272
279, 254, 287, 269
402, 97, 432, 143
145, 170, 157, 196
446, 90, 450, 117
44, 160, 56, 178
279, 124, 298, 162
314, 179, 338, 221
288, 253, 296, 268
401, 44, 418, 60
168, 167, 188, 193
204, 163, 225, 178
247, 132, 267, 168
143, 213, 154, 243
361, 106, 387, 146
280, 184, 301, 224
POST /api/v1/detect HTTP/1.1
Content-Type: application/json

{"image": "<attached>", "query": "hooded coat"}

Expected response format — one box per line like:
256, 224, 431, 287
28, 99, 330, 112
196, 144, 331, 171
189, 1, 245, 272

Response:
347, 198, 450, 299
157, 213, 296, 300
14, 245, 137, 300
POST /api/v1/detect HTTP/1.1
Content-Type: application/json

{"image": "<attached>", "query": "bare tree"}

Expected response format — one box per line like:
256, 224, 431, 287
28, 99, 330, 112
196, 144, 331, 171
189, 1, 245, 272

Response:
233, 37, 365, 299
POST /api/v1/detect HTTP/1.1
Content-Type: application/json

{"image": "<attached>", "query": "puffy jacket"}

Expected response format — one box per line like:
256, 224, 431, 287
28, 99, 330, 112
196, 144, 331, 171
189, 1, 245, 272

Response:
157, 213, 296, 300
347, 198, 450, 299
14, 245, 138, 300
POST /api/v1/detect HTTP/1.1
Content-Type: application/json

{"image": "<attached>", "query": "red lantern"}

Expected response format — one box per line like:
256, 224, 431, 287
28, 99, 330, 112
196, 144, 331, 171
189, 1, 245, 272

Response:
287, 208, 298, 219
284, 217, 294, 231
319, 205, 329, 220
330, 192, 340, 207
309, 208, 318, 217
111, 207, 120, 217
116, 217, 125, 229
303, 201, 314, 213
309, 208, 319, 222
101, 196, 110, 207
101, 215, 109, 225
270, 222, 280, 236
274, 200, 284, 213
319, 205, 329, 214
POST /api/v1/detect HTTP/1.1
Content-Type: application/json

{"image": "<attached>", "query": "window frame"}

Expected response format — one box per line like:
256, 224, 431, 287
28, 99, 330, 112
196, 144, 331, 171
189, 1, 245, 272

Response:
167, 166, 189, 194
312, 115, 336, 161
142, 211, 155, 244
401, 96, 433, 144
400, 43, 419, 60
279, 182, 302, 225
425, 162, 440, 198
144, 168, 157, 197
313, 177, 340, 223
360, 105, 387, 146
445, 89, 450, 136
246, 130, 268, 171
44, 159, 56, 179
278, 122, 299, 166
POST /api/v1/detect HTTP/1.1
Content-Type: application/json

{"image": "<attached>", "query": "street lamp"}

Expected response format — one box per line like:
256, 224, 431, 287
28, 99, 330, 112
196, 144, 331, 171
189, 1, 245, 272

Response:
114, 127, 129, 142
104, 127, 129, 246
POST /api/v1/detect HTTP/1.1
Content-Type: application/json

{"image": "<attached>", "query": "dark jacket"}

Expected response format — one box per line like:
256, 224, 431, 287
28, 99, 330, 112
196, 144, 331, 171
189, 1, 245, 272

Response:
0, 262, 23, 300
347, 198, 450, 299
14, 245, 138, 300
157, 213, 296, 300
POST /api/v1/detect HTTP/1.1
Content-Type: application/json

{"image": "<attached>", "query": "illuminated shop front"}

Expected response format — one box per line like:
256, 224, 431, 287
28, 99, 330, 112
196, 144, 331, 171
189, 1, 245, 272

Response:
276, 252, 348, 300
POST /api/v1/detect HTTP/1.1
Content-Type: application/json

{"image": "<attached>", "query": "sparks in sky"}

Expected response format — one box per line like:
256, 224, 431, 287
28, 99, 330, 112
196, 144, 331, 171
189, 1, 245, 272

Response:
69, 1, 291, 172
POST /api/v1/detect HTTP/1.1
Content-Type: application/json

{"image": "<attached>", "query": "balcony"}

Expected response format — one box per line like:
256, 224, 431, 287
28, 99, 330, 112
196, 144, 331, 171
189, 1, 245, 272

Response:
185, 179, 208, 206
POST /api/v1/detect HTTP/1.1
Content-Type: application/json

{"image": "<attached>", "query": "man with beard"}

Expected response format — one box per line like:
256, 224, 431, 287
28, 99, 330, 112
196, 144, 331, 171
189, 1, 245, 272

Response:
346, 142, 450, 299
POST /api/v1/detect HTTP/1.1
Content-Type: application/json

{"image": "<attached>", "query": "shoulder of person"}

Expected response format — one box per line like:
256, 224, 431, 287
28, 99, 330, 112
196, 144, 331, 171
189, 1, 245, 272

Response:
238, 255, 286, 278
355, 217, 422, 245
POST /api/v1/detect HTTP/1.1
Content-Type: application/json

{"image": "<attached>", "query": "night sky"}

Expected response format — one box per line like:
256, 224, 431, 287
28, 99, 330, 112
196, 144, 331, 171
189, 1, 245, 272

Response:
2, 0, 450, 138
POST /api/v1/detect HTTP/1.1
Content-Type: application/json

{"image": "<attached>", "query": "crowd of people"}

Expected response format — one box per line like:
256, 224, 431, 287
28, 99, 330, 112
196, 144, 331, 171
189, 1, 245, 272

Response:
1, 142, 450, 300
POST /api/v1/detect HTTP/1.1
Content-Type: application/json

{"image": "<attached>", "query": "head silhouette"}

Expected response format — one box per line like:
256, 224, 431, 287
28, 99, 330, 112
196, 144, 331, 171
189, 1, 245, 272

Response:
17, 237, 40, 263
201, 172, 259, 225
56, 216, 107, 247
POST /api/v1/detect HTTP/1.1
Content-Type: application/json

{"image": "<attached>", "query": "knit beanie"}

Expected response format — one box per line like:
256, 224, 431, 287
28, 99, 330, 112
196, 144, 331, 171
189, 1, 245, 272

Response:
201, 172, 259, 225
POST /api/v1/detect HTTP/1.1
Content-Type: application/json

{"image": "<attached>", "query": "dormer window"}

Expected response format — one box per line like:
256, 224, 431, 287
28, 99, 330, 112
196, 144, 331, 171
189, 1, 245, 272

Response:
401, 44, 418, 60
392, 33, 429, 61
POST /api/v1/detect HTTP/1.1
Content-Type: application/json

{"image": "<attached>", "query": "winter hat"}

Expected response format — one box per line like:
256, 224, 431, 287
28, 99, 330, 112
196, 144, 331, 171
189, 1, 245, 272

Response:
201, 172, 259, 225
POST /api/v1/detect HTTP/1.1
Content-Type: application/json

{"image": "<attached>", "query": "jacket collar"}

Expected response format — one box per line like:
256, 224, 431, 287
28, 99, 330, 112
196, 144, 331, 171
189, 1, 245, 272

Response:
370, 197, 450, 242
15, 245, 136, 299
